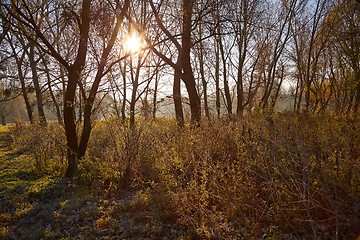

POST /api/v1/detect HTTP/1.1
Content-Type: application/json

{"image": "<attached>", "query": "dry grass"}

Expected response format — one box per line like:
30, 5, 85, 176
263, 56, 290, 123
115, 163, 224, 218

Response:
8, 113, 360, 239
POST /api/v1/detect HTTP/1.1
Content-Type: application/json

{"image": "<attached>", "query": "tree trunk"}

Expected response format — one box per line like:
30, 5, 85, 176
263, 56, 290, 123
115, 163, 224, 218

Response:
28, 41, 47, 125
129, 55, 141, 130
121, 69, 127, 123
181, 0, 201, 124
197, 16, 210, 119
174, 58, 184, 127
218, 34, 232, 115
64, 69, 80, 178
236, 74, 244, 116
152, 68, 159, 119
199, 44, 210, 119
215, 41, 221, 117
1, 115, 6, 126
236, 51, 244, 116
18, 56, 34, 124
43, 55, 63, 125
9, 40, 33, 124
354, 71, 360, 113
63, 0, 92, 178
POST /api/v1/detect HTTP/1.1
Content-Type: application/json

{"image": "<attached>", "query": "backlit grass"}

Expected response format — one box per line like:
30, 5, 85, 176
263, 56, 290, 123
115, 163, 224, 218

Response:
2, 114, 360, 239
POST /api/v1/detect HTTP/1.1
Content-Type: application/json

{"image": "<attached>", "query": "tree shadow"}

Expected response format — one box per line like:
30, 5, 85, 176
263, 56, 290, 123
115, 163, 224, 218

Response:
1, 177, 94, 240
0, 127, 98, 239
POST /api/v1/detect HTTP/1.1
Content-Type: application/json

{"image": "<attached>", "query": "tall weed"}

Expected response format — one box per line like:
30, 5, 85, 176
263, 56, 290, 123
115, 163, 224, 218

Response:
12, 114, 360, 238
12, 122, 66, 174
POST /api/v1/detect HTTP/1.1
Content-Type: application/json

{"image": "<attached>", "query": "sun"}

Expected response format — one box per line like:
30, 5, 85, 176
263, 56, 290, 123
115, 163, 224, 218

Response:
125, 33, 142, 54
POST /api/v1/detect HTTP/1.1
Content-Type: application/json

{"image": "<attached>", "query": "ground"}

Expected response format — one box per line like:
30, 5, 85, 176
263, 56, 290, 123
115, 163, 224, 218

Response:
2, 118, 360, 239
0, 125, 188, 240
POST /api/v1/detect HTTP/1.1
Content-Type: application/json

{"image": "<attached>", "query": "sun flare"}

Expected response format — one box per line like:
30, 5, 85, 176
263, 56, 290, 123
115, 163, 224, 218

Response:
125, 34, 142, 54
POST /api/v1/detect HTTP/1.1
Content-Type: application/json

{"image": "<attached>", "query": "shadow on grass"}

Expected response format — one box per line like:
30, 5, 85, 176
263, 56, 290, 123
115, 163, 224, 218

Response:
1, 177, 96, 240
1, 177, 62, 239
13, 171, 43, 182
0, 126, 98, 239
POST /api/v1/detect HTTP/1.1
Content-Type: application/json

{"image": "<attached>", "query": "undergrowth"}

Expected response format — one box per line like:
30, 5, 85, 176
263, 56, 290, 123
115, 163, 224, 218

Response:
9, 113, 360, 239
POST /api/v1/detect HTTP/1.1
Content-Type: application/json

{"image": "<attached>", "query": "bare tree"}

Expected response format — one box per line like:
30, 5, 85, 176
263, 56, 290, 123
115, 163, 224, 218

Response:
290, 0, 334, 112
6, 33, 34, 124
148, 0, 201, 125
329, 0, 360, 112
27, 40, 47, 125
212, 2, 233, 115
2, 0, 131, 178
259, 0, 298, 111
229, 0, 263, 116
